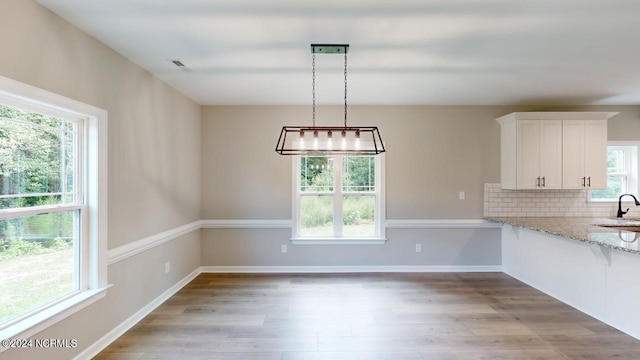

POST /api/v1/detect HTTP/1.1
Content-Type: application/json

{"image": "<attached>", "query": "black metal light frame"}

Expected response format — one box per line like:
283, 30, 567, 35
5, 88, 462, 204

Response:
275, 126, 385, 155
275, 44, 386, 156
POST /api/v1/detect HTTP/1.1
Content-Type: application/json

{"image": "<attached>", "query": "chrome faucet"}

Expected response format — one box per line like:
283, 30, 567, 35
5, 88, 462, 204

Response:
617, 194, 640, 218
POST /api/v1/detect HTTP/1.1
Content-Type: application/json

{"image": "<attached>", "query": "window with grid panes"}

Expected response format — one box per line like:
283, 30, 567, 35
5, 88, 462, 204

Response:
0, 76, 107, 341
591, 144, 639, 201
294, 155, 384, 241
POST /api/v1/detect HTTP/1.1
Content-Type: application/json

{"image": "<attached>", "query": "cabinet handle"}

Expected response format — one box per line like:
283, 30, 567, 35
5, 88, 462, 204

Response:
588, 177, 591, 187
542, 177, 546, 187
536, 177, 540, 187
582, 177, 586, 187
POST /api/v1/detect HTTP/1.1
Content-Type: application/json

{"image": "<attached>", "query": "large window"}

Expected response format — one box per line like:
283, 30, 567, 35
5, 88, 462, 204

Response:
0, 76, 107, 342
0, 104, 82, 326
293, 155, 385, 243
591, 143, 639, 201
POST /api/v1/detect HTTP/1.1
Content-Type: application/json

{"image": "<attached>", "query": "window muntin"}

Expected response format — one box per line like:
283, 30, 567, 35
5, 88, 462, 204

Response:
295, 155, 383, 240
591, 145, 639, 201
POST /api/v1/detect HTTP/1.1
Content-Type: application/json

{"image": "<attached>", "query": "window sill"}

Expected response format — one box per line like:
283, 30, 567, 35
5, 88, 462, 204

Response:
0, 285, 111, 352
291, 237, 386, 245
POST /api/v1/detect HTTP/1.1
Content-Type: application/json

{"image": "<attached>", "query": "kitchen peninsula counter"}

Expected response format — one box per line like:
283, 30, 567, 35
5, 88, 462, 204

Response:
485, 216, 640, 255
489, 216, 640, 340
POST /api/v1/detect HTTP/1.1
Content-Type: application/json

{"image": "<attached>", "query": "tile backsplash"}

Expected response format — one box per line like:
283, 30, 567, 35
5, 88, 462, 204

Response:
483, 183, 640, 218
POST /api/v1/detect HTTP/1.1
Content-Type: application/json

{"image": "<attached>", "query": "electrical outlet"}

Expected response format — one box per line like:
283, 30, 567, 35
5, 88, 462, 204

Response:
459, 191, 465, 200
281, 244, 287, 253
164, 261, 171, 274
415, 244, 422, 253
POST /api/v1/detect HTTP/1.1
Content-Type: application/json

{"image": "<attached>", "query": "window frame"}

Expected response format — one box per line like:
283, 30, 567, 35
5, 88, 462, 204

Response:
292, 154, 386, 244
589, 141, 640, 203
0, 75, 108, 345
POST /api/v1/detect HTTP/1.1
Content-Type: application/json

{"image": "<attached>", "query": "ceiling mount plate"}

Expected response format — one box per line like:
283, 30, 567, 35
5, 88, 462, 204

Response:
311, 44, 349, 54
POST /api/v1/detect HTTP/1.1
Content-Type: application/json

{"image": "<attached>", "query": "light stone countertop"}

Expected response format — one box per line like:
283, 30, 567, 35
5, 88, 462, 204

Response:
484, 217, 640, 255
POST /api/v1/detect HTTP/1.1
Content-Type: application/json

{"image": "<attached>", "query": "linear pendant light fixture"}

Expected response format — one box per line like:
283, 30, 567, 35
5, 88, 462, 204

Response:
275, 44, 385, 155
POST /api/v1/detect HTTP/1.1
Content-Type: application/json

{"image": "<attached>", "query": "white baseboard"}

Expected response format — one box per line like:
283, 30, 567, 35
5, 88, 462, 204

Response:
201, 265, 503, 273
73, 268, 201, 360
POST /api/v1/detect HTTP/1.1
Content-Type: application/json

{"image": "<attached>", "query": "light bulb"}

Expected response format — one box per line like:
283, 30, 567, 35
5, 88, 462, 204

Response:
341, 130, 347, 150
313, 130, 319, 150
355, 130, 360, 150
327, 131, 333, 149
299, 130, 305, 149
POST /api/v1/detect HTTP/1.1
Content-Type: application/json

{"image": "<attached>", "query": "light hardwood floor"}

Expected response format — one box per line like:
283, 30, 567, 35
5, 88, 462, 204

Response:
95, 273, 640, 359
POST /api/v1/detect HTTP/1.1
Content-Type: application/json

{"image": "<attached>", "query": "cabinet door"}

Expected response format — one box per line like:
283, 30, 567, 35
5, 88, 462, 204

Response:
538, 120, 563, 189
563, 120, 586, 189
584, 120, 608, 189
517, 120, 540, 189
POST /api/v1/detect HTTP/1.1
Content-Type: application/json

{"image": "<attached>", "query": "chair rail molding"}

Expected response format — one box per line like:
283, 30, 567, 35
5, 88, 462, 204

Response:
108, 218, 498, 265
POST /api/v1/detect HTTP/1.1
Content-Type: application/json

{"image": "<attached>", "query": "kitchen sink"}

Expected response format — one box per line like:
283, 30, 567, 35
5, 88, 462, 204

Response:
596, 224, 640, 232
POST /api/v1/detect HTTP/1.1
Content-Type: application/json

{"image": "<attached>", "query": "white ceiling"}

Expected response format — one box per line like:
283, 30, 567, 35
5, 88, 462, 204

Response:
38, 0, 640, 106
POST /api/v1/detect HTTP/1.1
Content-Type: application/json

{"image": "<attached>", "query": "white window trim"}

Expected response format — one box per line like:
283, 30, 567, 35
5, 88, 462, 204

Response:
291, 154, 386, 244
0, 75, 109, 345
589, 141, 640, 204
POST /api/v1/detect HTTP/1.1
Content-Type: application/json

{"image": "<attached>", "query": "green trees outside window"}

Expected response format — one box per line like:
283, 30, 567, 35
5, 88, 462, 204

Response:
299, 156, 377, 237
0, 103, 79, 325
592, 147, 633, 200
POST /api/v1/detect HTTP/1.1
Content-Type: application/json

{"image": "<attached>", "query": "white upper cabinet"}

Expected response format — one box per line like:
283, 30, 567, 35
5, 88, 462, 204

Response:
563, 119, 608, 189
497, 112, 617, 190
513, 119, 562, 189
515, 120, 541, 189
584, 120, 609, 189
539, 120, 564, 189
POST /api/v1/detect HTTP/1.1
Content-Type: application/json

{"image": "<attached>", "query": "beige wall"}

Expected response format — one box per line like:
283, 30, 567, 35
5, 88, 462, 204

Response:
200, 105, 511, 268
0, 1, 201, 359
202, 105, 640, 220
201, 228, 501, 267
200, 105, 640, 267
202, 105, 506, 220
0, 0, 202, 248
